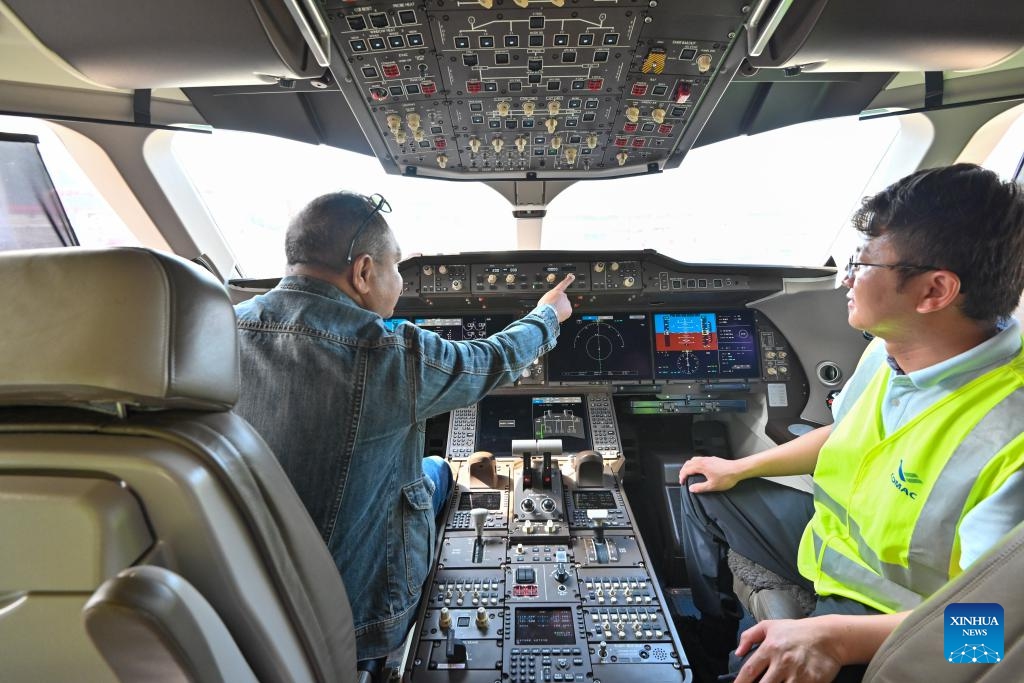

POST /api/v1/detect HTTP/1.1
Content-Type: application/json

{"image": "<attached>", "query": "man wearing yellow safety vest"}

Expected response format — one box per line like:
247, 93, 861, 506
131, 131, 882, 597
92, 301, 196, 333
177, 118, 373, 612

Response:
679, 163, 1024, 683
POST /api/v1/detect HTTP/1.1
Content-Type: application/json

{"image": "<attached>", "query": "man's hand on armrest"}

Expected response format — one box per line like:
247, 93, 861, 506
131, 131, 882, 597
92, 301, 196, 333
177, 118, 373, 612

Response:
732, 611, 910, 683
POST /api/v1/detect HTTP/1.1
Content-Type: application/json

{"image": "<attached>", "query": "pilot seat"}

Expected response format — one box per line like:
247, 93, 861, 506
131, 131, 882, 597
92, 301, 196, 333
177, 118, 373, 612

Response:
0, 247, 363, 682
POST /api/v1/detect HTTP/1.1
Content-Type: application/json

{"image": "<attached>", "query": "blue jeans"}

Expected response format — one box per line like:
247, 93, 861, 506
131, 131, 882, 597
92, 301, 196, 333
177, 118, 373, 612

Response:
421, 455, 453, 519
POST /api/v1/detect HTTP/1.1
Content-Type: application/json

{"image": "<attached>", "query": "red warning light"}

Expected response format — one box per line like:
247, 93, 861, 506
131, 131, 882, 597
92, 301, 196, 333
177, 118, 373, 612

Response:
623, 121, 638, 133
369, 87, 389, 102
631, 137, 646, 148
614, 136, 628, 147
658, 123, 674, 135
434, 137, 447, 150
381, 62, 401, 79
466, 79, 483, 94
421, 80, 437, 96
674, 82, 692, 104
587, 78, 604, 91
630, 83, 648, 97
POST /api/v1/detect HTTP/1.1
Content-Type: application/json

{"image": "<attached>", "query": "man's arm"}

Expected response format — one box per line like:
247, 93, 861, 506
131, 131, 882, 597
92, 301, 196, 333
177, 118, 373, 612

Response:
732, 611, 910, 683
412, 274, 574, 420
678, 424, 832, 492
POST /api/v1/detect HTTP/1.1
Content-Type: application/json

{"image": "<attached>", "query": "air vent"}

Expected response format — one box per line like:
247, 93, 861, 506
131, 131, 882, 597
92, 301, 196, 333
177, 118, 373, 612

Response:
816, 361, 843, 386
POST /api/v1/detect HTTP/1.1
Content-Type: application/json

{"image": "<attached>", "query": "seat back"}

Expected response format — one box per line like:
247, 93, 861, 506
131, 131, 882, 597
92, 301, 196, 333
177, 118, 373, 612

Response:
864, 521, 1024, 682
0, 247, 358, 682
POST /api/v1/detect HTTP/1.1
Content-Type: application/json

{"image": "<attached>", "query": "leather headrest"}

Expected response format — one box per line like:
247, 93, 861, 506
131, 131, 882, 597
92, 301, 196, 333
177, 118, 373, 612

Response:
0, 248, 238, 411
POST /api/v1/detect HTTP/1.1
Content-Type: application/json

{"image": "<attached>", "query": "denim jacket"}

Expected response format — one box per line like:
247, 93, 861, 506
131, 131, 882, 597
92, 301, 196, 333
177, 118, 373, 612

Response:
233, 275, 560, 659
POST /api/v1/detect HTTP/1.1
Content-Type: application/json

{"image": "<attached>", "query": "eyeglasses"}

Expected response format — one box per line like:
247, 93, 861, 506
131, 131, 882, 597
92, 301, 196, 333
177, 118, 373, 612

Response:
344, 193, 392, 264
836, 256, 942, 288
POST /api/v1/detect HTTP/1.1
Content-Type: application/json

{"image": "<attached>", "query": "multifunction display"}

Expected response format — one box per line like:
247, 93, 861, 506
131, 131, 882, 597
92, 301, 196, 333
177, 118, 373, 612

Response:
389, 311, 763, 383
476, 395, 591, 456
547, 313, 653, 383
514, 608, 576, 646
653, 311, 760, 380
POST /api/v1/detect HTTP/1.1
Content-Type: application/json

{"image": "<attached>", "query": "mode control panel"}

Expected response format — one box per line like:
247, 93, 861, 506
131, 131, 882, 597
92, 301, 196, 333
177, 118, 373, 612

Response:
472, 262, 590, 294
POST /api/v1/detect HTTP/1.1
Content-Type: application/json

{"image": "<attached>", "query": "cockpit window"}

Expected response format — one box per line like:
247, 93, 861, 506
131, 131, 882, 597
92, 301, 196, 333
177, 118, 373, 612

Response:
171, 129, 514, 277
0, 116, 141, 249
543, 115, 903, 266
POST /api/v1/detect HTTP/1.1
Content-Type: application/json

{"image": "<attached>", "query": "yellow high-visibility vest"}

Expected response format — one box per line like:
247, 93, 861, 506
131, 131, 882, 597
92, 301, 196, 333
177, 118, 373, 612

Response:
796, 341, 1024, 613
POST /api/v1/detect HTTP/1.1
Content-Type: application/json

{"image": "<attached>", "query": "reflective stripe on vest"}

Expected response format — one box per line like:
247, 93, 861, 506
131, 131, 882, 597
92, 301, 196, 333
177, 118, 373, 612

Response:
798, 344, 1024, 613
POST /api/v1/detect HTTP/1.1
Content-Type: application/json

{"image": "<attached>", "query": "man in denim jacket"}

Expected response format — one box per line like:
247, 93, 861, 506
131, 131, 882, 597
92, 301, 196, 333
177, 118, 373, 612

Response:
234, 191, 575, 661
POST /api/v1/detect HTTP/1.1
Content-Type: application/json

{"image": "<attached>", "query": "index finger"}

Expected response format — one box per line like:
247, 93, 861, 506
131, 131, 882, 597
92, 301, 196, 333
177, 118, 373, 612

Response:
551, 273, 575, 292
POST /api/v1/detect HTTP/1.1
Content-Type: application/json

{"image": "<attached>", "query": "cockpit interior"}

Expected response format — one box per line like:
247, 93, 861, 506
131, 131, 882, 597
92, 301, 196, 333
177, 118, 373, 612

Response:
2, 1, 1024, 682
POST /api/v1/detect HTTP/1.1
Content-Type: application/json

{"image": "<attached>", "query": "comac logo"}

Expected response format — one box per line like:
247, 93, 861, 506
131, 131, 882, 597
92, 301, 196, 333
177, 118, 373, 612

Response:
890, 459, 922, 499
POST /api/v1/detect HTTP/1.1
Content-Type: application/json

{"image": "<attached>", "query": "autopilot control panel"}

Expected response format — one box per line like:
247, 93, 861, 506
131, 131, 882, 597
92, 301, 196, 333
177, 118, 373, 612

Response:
404, 444, 692, 683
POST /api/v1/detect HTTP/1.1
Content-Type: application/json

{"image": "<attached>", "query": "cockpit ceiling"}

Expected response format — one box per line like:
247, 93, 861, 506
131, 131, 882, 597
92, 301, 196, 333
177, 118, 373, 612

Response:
3, 0, 1024, 183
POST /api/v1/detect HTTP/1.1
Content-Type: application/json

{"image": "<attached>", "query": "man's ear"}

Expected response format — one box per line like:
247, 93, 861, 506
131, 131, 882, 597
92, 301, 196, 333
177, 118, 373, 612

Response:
348, 253, 375, 295
916, 270, 962, 314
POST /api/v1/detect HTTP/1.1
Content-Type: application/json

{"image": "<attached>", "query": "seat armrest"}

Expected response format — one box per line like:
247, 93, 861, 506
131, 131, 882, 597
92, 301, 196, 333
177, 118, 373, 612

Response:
84, 565, 258, 683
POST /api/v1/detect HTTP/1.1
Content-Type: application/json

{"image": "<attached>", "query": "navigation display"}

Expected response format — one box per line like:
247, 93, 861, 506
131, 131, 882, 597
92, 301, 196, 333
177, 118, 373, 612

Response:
546, 313, 652, 383
653, 311, 759, 381
476, 395, 591, 456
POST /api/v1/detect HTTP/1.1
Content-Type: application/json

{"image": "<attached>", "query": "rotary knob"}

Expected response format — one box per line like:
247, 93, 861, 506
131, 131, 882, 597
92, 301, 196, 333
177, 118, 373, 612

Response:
540, 497, 556, 512
546, 273, 557, 283
505, 273, 517, 284
451, 279, 463, 291
438, 265, 448, 275
623, 276, 636, 287
486, 273, 497, 284
610, 262, 620, 271
521, 498, 536, 512
594, 262, 605, 273
422, 265, 434, 276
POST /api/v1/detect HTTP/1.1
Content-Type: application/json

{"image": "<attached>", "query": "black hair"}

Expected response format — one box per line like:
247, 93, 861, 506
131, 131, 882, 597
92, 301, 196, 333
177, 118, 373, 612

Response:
852, 163, 1024, 322
284, 191, 393, 271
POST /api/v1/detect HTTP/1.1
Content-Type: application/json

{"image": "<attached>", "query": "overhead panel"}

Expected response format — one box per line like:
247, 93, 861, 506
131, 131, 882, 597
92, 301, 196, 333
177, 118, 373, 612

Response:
322, 0, 749, 180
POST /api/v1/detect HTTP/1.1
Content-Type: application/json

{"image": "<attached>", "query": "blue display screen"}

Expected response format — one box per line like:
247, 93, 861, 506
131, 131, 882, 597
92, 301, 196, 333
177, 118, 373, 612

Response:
652, 310, 759, 380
